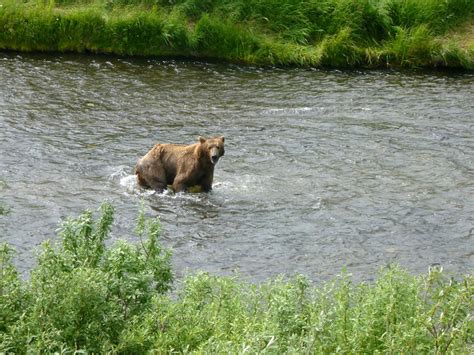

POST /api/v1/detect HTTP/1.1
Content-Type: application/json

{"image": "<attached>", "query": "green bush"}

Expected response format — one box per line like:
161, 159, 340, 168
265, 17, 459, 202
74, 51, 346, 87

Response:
0, 245, 28, 337
0, 202, 172, 353
117, 267, 473, 353
0, 203, 472, 353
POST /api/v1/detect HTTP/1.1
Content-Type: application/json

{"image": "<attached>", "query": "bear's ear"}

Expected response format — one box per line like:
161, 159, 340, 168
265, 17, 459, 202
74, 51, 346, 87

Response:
198, 136, 206, 144
219, 136, 225, 143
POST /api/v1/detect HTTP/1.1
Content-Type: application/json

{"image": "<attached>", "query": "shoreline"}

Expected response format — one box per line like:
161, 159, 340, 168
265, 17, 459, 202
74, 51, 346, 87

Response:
0, 0, 472, 70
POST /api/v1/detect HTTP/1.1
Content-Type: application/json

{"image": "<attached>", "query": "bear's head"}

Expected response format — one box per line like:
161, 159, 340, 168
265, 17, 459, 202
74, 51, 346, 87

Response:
199, 136, 225, 165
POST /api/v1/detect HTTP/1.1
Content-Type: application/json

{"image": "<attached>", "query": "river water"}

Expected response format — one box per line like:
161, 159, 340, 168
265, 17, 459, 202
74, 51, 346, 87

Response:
1, 52, 473, 282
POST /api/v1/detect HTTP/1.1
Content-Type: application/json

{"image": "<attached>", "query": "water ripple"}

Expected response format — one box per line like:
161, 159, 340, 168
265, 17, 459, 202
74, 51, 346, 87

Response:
1, 52, 473, 282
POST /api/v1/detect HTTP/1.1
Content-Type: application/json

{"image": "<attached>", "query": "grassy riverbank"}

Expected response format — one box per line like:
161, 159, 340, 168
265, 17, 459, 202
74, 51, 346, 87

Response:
0, 0, 473, 69
1, 203, 473, 353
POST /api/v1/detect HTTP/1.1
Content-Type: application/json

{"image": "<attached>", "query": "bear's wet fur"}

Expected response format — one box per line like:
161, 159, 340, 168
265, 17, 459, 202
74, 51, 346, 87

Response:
135, 136, 225, 193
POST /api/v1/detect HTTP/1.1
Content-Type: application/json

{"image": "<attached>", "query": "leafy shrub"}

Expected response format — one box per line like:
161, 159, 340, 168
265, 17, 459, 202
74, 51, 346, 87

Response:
0, 203, 472, 353
117, 267, 473, 353
0, 202, 172, 353
0, 245, 28, 337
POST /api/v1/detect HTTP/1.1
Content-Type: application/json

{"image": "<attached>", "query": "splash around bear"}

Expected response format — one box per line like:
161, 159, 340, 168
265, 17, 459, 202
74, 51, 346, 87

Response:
135, 136, 225, 193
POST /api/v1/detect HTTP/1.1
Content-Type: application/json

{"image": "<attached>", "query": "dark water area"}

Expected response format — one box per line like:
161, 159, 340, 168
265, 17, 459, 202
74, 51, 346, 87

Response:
1, 52, 473, 283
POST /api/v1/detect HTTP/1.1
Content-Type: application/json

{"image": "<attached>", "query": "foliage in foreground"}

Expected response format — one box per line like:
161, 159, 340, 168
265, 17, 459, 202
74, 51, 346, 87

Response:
0, 0, 472, 69
0, 202, 173, 353
0, 203, 473, 353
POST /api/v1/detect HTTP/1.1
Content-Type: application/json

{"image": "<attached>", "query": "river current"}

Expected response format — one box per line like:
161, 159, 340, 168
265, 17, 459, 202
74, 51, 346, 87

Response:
1, 53, 473, 282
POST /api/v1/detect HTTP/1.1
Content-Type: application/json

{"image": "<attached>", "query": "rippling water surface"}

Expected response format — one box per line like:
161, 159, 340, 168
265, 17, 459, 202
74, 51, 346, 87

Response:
1, 53, 473, 282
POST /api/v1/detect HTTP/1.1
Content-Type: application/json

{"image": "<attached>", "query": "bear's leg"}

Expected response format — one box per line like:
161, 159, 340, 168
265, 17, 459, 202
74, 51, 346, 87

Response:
172, 174, 191, 193
136, 172, 151, 189
147, 177, 168, 193
199, 172, 214, 192
136, 162, 168, 193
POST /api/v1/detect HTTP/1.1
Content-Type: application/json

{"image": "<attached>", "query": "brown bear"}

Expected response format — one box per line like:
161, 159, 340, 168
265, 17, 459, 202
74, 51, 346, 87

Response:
135, 136, 225, 193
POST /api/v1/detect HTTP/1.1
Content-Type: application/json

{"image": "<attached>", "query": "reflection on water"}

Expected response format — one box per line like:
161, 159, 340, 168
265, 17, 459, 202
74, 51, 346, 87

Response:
1, 52, 473, 282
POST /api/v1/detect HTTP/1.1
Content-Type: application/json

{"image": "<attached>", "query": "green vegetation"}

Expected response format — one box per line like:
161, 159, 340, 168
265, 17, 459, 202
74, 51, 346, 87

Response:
0, 0, 473, 68
0, 202, 173, 353
1, 202, 473, 353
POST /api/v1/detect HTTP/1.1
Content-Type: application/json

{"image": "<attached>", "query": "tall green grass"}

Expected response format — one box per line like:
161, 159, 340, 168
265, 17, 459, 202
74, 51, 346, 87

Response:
1, 202, 472, 353
0, 0, 473, 68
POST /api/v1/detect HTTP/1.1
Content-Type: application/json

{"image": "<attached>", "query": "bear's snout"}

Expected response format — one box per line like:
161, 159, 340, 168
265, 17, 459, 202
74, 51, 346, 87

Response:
211, 154, 219, 164
209, 146, 221, 164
